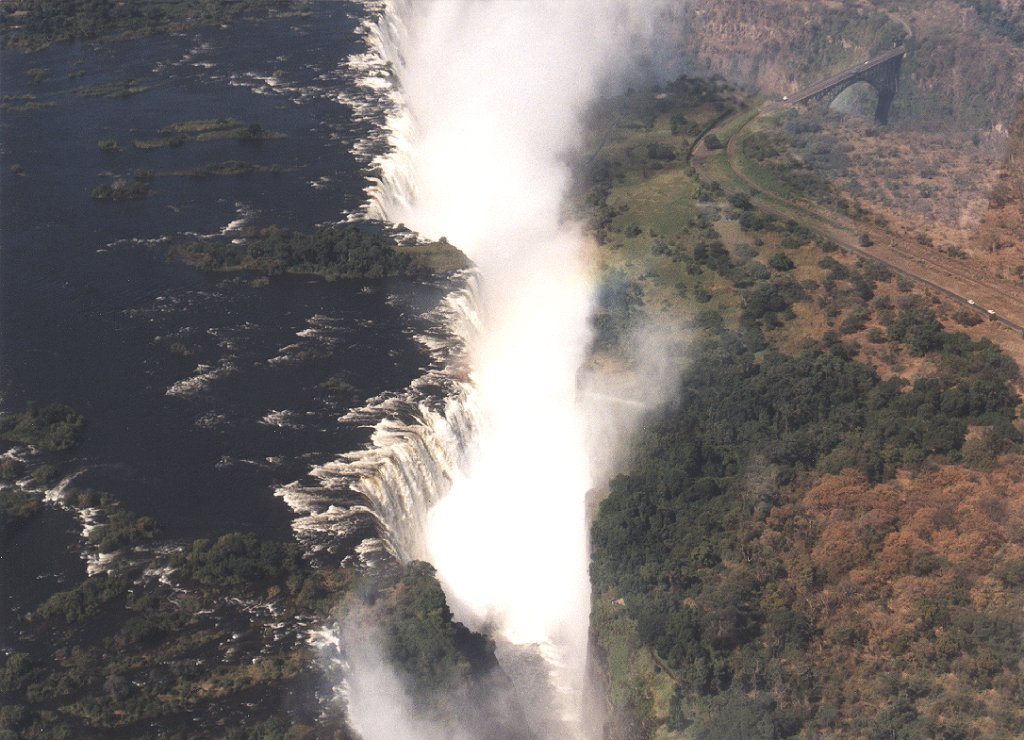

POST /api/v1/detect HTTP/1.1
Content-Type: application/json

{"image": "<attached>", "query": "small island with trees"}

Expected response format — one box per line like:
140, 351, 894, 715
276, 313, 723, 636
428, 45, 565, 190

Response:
0, 403, 84, 452
169, 222, 471, 280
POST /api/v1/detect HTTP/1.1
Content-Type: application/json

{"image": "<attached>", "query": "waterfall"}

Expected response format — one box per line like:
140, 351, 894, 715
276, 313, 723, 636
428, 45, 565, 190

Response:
350, 0, 418, 222
277, 0, 483, 569
275, 273, 481, 566
288, 1, 686, 737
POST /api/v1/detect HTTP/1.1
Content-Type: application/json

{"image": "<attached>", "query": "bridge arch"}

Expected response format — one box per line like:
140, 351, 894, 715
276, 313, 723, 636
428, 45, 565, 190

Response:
787, 47, 905, 124
829, 80, 884, 120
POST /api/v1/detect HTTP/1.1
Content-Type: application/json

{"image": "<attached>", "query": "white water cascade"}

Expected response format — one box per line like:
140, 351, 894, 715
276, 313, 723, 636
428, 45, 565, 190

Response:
279, 1, 686, 737
275, 274, 482, 565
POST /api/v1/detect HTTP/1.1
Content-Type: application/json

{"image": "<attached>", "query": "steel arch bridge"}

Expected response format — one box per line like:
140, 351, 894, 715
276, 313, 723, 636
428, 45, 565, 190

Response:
786, 46, 907, 124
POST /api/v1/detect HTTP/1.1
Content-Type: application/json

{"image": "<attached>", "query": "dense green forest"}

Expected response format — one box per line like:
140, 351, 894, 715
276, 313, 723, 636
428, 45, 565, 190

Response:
585, 66, 1024, 739
374, 562, 496, 699
0, 534, 513, 737
0, 516, 351, 737
171, 223, 468, 280
591, 322, 1022, 736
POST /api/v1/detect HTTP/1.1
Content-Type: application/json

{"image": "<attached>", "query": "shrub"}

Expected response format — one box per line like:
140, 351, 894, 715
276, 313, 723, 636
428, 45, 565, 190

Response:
177, 532, 304, 589
32, 574, 129, 624
0, 404, 84, 451
952, 309, 983, 327
728, 192, 754, 211
768, 253, 795, 271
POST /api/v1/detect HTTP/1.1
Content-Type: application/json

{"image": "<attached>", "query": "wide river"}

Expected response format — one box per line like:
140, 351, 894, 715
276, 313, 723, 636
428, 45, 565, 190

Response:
0, 2, 447, 645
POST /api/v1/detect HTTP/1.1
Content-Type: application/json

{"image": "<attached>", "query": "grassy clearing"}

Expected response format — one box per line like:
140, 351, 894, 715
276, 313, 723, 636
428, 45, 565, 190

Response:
609, 168, 700, 239
731, 123, 804, 197
578, 80, 746, 329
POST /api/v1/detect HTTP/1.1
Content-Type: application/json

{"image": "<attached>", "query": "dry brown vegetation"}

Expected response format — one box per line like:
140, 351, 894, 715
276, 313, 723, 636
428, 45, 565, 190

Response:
678, 0, 901, 95
678, 0, 1024, 131
777, 109, 1024, 297
584, 21, 1024, 734
675, 0, 1024, 304
753, 462, 1024, 735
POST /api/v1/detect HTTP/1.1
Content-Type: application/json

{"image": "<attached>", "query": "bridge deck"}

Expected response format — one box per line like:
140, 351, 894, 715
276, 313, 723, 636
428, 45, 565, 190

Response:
788, 46, 906, 104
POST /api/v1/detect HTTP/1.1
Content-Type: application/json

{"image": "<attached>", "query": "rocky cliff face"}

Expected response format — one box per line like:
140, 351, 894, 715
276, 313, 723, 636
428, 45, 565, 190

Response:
896, 0, 1023, 131
675, 0, 1024, 286
977, 101, 1024, 271
675, 0, 1023, 133
677, 1, 896, 94
961, 0, 1024, 41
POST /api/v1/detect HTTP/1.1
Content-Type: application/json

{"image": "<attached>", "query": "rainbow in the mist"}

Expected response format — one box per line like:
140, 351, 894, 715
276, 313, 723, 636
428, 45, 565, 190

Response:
359, 0, 684, 734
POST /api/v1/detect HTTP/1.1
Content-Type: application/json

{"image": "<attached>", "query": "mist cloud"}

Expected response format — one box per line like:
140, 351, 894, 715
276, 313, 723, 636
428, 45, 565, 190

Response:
358, 1, 687, 735
340, 602, 534, 740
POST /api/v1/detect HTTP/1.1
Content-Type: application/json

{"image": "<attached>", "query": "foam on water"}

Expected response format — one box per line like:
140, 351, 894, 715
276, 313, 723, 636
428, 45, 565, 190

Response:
325, 2, 688, 736
274, 272, 479, 566
165, 359, 237, 397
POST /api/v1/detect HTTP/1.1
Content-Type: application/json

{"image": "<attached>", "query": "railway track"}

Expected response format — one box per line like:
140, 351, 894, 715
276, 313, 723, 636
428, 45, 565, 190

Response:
691, 105, 1024, 339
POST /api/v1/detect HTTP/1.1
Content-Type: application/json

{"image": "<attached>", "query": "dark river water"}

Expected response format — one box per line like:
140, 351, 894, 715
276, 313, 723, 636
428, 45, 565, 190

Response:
0, 3, 444, 641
